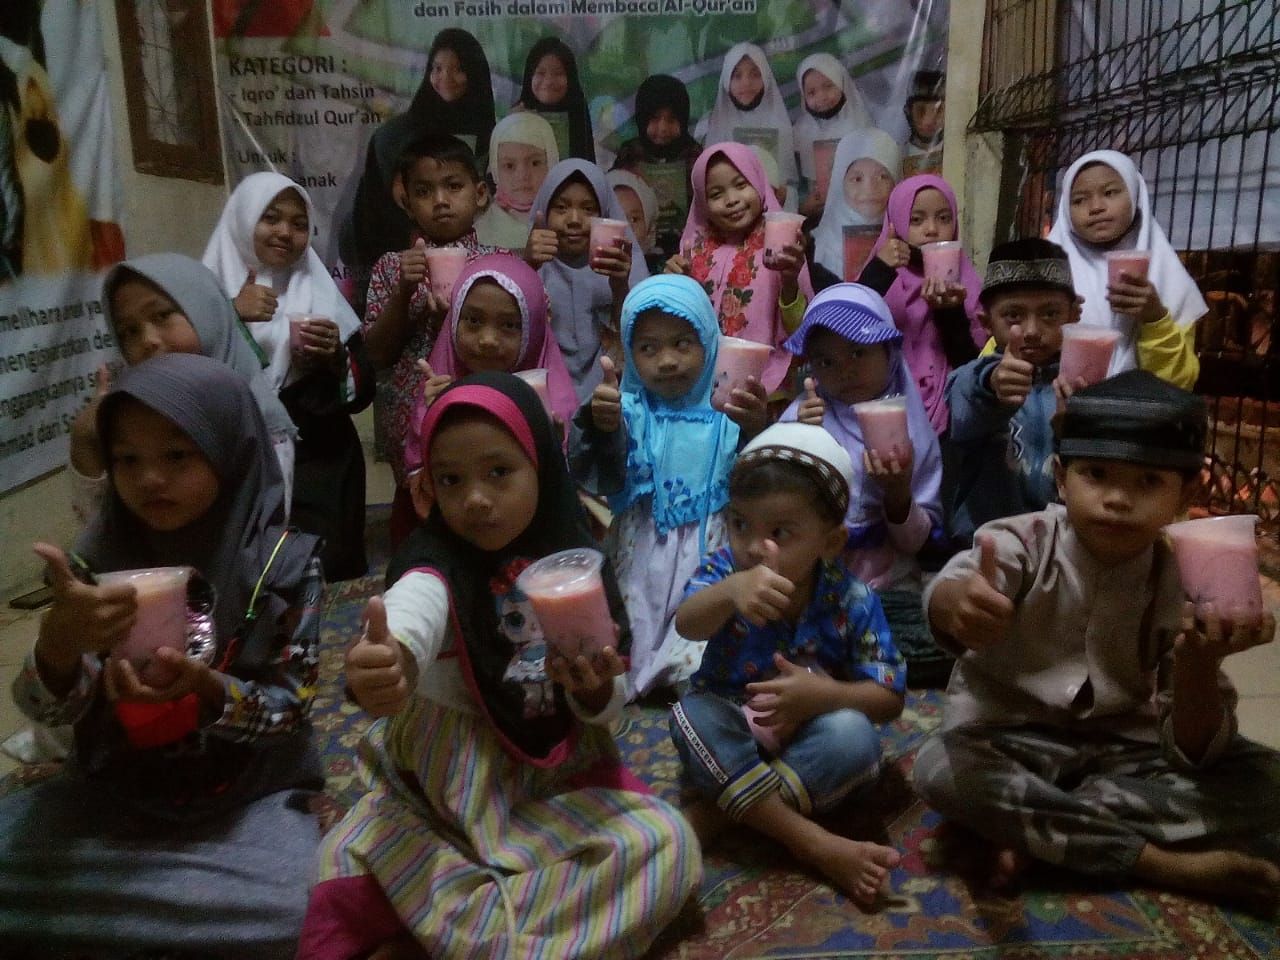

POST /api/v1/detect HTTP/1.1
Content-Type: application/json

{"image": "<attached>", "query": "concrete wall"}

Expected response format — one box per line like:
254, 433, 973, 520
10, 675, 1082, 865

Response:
0, 1, 227, 600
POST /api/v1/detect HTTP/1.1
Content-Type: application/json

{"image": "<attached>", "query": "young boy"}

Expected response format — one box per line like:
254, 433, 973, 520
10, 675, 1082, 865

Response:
362, 133, 495, 545
946, 238, 1079, 544
915, 371, 1280, 908
670, 422, 906, 907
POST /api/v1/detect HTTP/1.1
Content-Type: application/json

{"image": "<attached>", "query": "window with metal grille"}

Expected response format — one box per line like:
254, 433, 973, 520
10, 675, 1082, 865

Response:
115, 0, 223, 183
975, 0, 1280, 525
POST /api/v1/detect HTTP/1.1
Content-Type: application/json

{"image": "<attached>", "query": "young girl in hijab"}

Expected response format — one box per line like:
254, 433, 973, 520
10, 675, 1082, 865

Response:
299, 373, 701, 960
513, 36, 596, 162
666, 142, 813, 395
69, 254, 297, 526
475, 112, 560, 250
526, 159, 649, 400
0, 354, 324, 957
793, 53, 873, 219
860, 174, 985, 434
570, 275, 762, 697
811, 129, 902, 290
698, 43, 798, 209
612, 74, 702, 259
205, 172, 375, 581
781, 284, 947, 678
408, 253, 578, 476
340, 28, 496, 282
1047, 149, 1203, 389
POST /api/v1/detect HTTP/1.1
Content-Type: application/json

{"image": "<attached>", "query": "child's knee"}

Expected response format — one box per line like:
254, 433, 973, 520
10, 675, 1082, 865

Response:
912, 733, 961, 812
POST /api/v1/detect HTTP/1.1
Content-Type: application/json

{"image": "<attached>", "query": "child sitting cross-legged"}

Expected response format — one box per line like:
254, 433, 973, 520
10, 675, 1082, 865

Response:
915, 370, 1280, 909
670, 422, 905, 907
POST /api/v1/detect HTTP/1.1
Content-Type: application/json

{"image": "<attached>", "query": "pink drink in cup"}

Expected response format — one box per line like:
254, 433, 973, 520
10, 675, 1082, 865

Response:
743, 697, 784, 754
763, 211, 805, 268
853, 396, 910, 460
1164, 515, 1264, 624
1058, 325, 1121, 386
1105, 249, 1151, 287
287, 313, 324, 351
514, 368, 553, 417
589, 217, 629, 268
99, 566, 192, 686
425, 246, 467, 303
921, 240, 963, 283
518, 548, 615, 658
711, 335, 773, 410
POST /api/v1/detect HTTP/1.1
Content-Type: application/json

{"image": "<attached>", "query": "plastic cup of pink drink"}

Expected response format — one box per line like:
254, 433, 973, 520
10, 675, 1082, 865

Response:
1106, 250, 1151, 286
287, 313, 328, 351
588, 217, 629, 267
710, 335, 774, 410
742, 696, 784, 754
921, 240, 963, 283
425, 246, 467, 302
514, 368, 553, 417
853, 395, 910, 460
763, 211, 805, 268
1164, 514, 1264, 624
1058, 325, 1121, 386
98, 566, 192, 686
517, 548, 615, 658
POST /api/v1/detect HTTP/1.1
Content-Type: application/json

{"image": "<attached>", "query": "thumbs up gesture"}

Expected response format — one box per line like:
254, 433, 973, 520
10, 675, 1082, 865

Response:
730, 538, 795, 626
930, 532, 1015, 650
991, 325, 1034, 408
796, 376, 825, 425
32, 542, 138, 689
416, 359, 454, 411
346, 596, 415, 716
590, 354, 622, 432
524, 210, 558, 269
877, 224, 910, 270
234, 268, 279, 323
399, 238, 429, 294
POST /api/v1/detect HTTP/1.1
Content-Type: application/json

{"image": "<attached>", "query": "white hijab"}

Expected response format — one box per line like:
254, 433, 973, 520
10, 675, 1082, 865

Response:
701, 43, 797, 188
203, 172, 360, 389
792, 54, 872, 183
811, 129, 901, 280
1047, 149, 1208, 376
606, 169, 658, 253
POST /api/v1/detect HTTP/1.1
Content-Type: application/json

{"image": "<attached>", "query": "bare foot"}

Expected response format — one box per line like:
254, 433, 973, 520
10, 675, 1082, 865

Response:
369, 933, 430, 960
1135, 845, 1280, 914
681, 798, 729, 849
989, 847, 1032, 891
806, 836, 902, 907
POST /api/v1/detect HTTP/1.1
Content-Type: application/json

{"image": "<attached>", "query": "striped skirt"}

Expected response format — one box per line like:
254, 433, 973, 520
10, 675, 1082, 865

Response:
304, 697, 701, 959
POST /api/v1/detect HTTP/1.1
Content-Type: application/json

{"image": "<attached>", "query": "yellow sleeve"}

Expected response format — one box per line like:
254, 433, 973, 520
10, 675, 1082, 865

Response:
979, 336, 997, 357
1137, 312, 1200, 390
779, 288, 808, 334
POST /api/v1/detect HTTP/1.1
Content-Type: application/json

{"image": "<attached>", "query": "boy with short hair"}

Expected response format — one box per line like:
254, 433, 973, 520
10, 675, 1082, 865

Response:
916, 370, 1280, 908
363, 133, 495, 545
671, 422, 905, 908
946, 238, 1079, 544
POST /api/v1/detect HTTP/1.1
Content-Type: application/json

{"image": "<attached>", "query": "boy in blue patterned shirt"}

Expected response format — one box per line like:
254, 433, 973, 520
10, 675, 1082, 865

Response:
670, 422, 906, 908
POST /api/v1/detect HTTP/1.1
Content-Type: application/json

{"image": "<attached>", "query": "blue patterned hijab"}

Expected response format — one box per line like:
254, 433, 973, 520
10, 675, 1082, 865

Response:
613, 275, 740, 541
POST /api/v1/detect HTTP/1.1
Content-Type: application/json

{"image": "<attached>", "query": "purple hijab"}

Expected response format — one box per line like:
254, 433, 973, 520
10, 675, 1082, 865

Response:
780, 283, 943, 549
867, 175, 985, 433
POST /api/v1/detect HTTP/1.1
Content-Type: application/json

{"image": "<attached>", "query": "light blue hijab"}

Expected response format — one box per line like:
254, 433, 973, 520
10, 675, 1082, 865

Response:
613, 275, 739, 542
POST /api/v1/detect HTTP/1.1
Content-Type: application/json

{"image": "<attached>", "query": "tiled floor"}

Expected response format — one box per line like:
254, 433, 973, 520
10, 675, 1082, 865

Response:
3, 436, 1280, 775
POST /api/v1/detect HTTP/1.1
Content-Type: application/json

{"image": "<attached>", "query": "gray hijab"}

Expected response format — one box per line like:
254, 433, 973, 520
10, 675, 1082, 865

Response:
78, 353, 313, 651
102, 253, 297, 440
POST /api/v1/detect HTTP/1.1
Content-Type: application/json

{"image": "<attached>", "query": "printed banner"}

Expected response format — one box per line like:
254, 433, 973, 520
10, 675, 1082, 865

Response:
0, 0, 124, 494
212, 0, 948, 280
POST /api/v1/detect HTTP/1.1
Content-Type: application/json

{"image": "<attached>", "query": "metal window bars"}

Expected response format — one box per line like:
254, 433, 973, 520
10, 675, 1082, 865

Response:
974, 0, 1280, 529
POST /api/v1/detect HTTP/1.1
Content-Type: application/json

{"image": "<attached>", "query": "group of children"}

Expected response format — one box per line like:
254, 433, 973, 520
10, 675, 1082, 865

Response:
2, 33, 1278, 958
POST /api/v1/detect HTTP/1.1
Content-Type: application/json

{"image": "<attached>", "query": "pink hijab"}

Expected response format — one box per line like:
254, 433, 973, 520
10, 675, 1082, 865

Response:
406, 253, 577, 472
679, 142, 814, 393
867, 174, 985, 434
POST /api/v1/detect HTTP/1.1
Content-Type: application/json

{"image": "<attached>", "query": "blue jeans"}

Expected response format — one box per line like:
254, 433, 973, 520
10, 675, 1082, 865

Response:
669, 691, 882, 821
